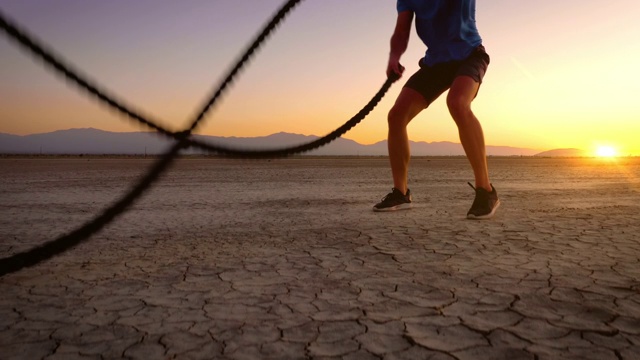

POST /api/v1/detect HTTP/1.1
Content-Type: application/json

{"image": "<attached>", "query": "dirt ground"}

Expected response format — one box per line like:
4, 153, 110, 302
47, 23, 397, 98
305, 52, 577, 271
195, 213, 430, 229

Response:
1, 156, 639, 359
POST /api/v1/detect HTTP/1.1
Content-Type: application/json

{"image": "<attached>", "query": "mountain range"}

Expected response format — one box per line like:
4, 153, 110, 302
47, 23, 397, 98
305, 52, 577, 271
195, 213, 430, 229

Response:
0, 128, 565, 156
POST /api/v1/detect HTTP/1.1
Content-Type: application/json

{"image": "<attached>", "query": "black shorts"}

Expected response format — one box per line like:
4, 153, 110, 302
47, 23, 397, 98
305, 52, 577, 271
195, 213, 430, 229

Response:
404, 45, 490, 106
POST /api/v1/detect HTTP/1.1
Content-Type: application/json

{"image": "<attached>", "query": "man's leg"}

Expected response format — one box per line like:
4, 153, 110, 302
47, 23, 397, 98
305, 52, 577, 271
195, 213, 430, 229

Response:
447, 75, 500, 219
446, 75, 491, 191
387, 87, 429, 195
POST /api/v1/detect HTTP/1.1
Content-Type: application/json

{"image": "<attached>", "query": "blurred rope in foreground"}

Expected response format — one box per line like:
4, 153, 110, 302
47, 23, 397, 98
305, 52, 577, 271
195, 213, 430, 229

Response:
0, 0, 397, 276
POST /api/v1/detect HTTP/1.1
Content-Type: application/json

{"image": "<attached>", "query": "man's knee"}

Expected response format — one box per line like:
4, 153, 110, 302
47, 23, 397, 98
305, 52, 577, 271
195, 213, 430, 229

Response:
388, 88, 428, 130
447, 93, 473, 124
387, 105, 410, 130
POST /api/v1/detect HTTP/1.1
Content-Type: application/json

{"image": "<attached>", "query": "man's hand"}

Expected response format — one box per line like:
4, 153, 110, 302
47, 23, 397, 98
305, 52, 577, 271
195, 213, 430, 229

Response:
387, 57, 405, 82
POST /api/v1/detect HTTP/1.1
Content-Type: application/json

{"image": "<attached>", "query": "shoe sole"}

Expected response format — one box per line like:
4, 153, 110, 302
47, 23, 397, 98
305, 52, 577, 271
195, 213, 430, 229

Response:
467, 199, 501, 220
373, 203, 413, 212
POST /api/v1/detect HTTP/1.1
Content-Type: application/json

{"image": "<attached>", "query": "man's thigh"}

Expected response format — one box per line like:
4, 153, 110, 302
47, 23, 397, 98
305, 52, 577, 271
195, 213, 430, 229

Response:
403, 63, 457, 107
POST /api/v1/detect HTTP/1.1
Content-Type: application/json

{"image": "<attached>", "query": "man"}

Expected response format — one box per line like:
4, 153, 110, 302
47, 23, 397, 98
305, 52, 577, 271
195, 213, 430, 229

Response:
373, 0, 500, 220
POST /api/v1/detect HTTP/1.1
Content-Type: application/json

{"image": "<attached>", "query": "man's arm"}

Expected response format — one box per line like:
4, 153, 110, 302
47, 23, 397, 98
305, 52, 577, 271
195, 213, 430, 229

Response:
388, 10, 413, 79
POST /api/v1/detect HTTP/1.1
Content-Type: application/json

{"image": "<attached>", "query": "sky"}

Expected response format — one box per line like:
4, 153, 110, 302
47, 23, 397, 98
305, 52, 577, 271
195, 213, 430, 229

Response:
1, 0, 639, 155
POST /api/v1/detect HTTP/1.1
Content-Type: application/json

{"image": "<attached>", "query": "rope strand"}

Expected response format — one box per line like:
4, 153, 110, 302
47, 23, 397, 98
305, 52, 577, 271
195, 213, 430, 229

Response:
0, 0, 397, 276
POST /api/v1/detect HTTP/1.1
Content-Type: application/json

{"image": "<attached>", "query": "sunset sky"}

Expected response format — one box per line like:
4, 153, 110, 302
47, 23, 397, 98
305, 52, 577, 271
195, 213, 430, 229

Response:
1, 0, 639, 155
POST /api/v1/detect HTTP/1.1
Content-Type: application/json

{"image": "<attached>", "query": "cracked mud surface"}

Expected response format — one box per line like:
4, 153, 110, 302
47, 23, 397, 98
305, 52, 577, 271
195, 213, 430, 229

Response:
1, 157, 639, 359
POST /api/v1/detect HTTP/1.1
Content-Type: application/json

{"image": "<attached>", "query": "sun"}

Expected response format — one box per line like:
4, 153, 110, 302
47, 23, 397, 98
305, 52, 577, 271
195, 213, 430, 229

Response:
595, 146, 618, 158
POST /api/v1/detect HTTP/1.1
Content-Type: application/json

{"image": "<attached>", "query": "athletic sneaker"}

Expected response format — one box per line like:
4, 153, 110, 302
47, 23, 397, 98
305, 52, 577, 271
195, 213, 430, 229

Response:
466, 182, 500, 219
373, 188, 412, 212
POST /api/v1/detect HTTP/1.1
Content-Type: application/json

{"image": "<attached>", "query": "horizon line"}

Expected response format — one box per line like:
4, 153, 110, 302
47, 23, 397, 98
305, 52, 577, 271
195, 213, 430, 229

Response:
0, 127, 553, 152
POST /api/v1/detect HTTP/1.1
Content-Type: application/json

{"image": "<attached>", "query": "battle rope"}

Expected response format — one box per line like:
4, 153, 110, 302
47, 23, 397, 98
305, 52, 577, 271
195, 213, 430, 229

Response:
0, 1, 397, 276
0, 5, 396, 158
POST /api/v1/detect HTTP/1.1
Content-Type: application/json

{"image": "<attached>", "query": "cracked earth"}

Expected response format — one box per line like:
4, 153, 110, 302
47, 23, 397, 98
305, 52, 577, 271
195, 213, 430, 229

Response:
1, 157, 639, 359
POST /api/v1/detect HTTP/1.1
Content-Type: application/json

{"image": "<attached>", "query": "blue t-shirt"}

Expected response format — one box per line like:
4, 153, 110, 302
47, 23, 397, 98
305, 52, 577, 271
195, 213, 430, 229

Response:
397, 0, 482, 66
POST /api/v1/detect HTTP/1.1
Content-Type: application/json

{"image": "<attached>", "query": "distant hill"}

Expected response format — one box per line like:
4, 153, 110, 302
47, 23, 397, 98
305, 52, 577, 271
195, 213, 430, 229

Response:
0, 128, 542, 156
534, 148, 588, 157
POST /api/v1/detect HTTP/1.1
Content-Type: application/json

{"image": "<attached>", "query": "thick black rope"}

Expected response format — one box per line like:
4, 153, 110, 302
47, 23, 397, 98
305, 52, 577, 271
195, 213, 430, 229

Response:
0, 142, 184, 276
188, 76, 395, 158
0, 0, 300, 275
0, 8, 174, 139
0, 1, 397, 276
0, 5, 396, 158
